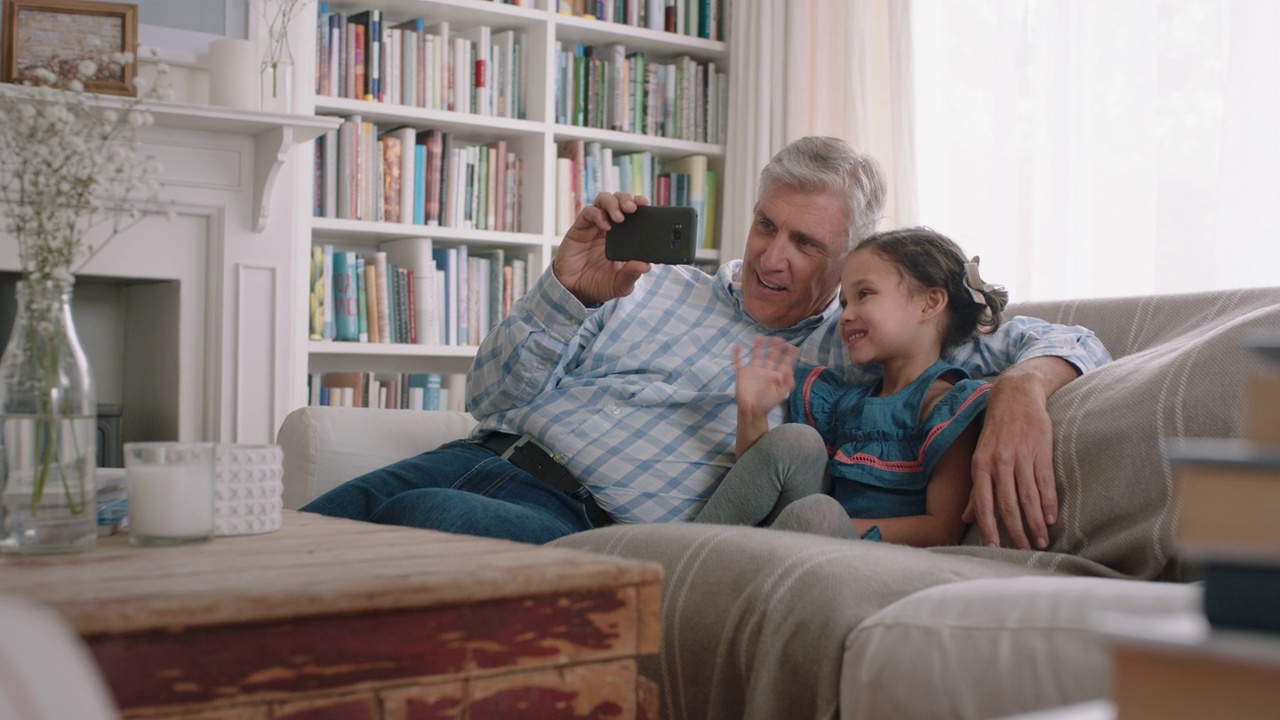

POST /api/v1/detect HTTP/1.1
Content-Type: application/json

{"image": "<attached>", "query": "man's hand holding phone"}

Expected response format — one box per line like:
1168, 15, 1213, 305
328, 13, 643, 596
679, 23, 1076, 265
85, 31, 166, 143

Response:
554, 192, 653, 306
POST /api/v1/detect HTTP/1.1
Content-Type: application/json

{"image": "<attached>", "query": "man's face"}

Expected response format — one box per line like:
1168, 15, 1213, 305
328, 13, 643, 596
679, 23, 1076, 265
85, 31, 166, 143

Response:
741, 185, 850, 329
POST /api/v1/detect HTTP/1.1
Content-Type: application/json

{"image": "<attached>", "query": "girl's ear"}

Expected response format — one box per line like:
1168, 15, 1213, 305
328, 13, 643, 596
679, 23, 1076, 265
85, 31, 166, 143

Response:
920, 287, 948, 320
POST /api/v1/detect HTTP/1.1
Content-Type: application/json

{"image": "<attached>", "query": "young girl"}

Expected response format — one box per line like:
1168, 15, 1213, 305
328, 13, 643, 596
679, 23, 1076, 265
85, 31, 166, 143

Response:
696, 227, 1009, 546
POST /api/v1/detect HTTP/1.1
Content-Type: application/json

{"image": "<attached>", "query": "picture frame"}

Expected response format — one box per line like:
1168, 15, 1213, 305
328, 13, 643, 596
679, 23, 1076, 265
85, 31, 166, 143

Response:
1, 0, 138, 96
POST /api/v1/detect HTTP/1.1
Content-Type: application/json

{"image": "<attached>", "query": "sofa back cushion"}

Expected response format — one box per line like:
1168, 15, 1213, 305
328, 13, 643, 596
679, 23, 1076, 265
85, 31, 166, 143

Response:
937, 286, 1280, 580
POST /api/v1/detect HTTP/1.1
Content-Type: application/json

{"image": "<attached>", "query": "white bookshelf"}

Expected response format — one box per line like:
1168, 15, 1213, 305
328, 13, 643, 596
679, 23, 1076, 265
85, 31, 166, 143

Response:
294, 0, 730, 410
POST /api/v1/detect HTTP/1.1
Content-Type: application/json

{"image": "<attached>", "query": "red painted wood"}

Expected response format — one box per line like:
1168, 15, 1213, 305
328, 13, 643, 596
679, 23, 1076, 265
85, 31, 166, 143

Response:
471, 687, 624, 719
273, 696, 377, 720
401, 697, 463, 720
89, 589, 629, 712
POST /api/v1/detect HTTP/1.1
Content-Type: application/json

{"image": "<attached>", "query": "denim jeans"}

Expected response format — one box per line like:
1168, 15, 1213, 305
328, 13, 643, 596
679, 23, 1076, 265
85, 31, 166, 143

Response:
300, 440, 594, 544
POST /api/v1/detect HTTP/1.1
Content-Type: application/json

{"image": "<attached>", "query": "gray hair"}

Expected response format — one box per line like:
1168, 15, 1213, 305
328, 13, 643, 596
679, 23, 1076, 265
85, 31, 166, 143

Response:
757, 136, 887, 249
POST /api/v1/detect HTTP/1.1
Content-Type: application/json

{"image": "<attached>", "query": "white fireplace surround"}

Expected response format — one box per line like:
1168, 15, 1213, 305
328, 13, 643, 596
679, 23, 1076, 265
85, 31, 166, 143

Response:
0, 101, 337, 447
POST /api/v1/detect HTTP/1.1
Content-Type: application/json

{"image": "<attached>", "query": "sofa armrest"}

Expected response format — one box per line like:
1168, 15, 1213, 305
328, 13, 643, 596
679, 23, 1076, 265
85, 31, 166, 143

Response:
276, 406, 478, 510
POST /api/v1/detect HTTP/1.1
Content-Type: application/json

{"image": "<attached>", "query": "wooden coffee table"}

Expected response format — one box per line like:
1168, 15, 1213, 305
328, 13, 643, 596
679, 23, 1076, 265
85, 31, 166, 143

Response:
0, 510, 663, 720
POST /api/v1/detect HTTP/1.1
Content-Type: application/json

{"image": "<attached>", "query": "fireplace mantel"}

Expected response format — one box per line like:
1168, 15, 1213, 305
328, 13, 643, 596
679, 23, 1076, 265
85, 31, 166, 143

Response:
146, 103, 338, 231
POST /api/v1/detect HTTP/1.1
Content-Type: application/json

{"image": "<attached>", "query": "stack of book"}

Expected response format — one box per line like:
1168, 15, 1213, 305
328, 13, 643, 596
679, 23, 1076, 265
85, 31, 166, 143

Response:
1103, 338, 1280, 718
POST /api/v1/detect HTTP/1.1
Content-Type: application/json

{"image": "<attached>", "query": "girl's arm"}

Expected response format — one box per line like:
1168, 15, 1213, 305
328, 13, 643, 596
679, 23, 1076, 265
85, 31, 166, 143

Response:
734, 337, 798, 458
849, 423, 978, 547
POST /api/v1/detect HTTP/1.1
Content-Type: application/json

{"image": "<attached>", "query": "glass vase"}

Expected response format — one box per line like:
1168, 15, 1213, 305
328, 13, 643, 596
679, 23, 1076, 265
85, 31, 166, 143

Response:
260, 58, 294, 113
0, 279, 97, 554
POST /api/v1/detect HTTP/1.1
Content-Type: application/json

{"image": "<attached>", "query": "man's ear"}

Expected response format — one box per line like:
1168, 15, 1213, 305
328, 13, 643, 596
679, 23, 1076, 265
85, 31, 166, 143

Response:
920, 287, 948, 320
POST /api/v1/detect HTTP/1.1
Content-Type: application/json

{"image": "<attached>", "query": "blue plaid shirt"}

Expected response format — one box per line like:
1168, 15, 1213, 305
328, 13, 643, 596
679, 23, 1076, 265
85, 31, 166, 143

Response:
467, 261, 1111, 524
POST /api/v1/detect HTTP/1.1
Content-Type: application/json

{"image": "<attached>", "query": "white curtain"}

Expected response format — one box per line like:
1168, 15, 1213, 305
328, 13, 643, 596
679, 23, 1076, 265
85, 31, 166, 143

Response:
721, 0, 916, 260
910, 0, 1280, 301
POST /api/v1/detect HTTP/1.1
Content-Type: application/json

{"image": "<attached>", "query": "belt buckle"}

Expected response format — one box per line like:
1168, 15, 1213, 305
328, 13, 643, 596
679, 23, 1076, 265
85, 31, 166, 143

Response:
501, 434, 555, 463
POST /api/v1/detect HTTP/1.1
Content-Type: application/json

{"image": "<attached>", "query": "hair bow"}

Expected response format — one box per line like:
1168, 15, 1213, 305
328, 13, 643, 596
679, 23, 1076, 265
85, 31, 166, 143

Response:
963, 256, 995, 306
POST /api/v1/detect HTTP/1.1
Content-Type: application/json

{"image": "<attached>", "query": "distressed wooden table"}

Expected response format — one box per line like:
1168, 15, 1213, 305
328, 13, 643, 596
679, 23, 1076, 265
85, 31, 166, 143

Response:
0, 509, 664, 720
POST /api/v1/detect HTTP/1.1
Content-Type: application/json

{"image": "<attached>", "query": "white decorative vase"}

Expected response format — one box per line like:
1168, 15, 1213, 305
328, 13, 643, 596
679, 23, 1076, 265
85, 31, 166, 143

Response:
214, 444, 283, 536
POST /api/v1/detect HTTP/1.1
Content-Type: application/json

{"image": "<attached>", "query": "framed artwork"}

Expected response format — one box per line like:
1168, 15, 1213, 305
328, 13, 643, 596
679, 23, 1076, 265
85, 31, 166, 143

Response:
1, 0, 138, 96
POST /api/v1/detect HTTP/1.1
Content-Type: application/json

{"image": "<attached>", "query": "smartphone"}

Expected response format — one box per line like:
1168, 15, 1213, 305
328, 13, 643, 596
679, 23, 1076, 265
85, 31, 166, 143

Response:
605, 205, 699, 264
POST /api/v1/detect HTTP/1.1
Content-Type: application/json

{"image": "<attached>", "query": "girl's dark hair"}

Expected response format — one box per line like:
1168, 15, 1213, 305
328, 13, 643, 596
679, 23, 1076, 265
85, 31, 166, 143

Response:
853, 227, 1009, 351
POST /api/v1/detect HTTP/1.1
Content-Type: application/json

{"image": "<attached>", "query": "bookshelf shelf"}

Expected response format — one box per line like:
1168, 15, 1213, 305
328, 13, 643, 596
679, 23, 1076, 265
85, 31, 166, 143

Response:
315, 97, 546, 137
311, 217, 547, 246
552, 14, 728, 60
552, 124, 724, 157
308, 340, 477, 376
296, 0, 730, 412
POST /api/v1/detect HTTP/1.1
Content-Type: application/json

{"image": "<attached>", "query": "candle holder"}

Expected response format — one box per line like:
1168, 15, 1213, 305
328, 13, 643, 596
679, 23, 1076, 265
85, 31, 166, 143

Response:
124, 442, 216, 547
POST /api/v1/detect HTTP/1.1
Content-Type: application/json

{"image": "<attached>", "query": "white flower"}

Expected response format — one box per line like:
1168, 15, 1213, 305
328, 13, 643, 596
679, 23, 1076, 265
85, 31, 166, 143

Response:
77, 60, 98, 78
0, 50, 173, 283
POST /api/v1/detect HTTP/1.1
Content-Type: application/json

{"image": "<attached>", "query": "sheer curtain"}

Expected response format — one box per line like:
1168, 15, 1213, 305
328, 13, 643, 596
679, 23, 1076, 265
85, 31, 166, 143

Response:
721, 0, 915, 260
910, 0, 1280, 301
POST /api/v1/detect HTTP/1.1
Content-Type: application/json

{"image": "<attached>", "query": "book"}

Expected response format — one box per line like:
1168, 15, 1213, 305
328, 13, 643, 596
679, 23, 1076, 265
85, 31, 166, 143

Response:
1102, 612, 1280, 720
347, 10, 382, 101
384, 126, 417, 225
355, 253, 368, 343
309, 245, 324, 340
704, 168, 718, 249
321, 371, 365, 407
459, 24, 491, 115
321, 244, 334, 339
378, 132, 402, 223
373, 252, 391, 343
663, 154, 707, 246
1165, 437, 1280, 560
332, 250, 359, 341
472, 248, 506, 332
364, 258, 381, 344
423, 20, 451, 110
432, 247, 458, 345
380, 237, 438, 346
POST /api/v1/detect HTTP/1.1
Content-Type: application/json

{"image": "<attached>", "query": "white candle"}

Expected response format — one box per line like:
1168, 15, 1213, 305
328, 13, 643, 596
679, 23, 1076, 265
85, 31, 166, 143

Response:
127, 465, 214, 539
207, 39, 259, 110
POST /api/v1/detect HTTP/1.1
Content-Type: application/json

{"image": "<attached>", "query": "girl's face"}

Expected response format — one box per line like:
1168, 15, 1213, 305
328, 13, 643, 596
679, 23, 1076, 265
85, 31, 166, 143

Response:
837, 248, 938, 366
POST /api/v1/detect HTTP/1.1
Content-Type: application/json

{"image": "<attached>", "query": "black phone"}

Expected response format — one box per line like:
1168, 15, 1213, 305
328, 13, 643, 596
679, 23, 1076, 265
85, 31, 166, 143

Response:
605, 205, 699, 264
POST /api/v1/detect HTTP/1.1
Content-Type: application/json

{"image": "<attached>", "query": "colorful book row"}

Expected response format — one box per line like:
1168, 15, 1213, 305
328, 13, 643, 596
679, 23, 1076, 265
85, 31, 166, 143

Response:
314, 119, 522, 232
555, 140, 717, 245
310, 238, 537, 348
555, 42, 725, 144
310, 370, 459, 411
316, 5, 528, 118
556, 0, 725, 41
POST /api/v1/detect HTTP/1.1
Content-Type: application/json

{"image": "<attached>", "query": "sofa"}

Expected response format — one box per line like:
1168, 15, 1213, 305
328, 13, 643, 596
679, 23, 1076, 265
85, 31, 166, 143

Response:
277, 285, 1280, 720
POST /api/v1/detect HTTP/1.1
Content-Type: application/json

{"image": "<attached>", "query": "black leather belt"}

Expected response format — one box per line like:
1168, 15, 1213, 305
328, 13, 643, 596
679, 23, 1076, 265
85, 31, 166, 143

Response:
475, 432, 614, 528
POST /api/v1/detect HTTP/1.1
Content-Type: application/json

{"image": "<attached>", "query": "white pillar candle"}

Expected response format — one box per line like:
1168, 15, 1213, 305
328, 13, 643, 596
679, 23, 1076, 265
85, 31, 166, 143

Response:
207, 38, 259, 110
127, 465, 214, 539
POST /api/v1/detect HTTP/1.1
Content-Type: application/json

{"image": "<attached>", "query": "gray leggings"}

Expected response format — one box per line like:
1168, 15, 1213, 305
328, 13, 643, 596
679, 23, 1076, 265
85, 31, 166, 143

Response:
695, 423, 854, 539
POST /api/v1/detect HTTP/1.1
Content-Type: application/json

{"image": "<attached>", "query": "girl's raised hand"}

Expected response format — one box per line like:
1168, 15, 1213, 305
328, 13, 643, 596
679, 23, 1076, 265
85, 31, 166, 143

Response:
734, 336, 799, 417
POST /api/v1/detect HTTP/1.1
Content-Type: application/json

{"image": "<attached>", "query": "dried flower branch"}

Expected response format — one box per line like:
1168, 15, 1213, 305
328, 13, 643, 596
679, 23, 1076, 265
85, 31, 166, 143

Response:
257, 0, 314, 70
0, 52, 173, 282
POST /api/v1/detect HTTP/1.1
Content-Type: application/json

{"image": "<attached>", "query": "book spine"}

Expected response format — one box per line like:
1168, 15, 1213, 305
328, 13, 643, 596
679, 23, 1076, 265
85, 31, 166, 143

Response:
332, 250, 359, 341
355, 254, 369, 343
364, 260, 381, 343
374, 252, 391, 343
321, 244, 334, 340
405, 269, 417, 344
309, 246, 324, 340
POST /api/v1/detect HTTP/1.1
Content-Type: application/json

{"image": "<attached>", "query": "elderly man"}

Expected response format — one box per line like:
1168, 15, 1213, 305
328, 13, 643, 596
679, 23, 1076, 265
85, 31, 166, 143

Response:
302, 136, 1109, 550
